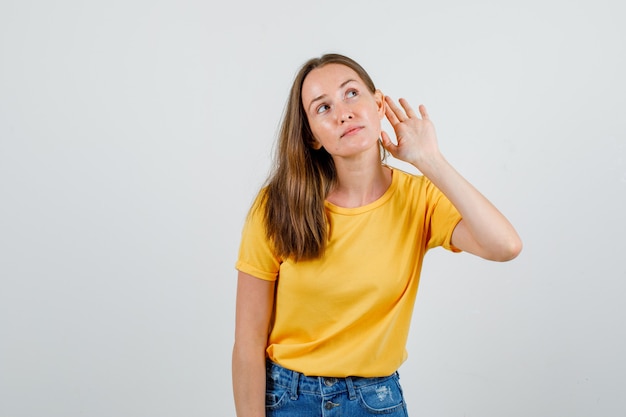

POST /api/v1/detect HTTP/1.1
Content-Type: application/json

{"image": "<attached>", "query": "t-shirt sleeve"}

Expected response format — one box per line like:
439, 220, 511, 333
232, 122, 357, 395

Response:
424, 178, 463, 252
235, 193, 281, 281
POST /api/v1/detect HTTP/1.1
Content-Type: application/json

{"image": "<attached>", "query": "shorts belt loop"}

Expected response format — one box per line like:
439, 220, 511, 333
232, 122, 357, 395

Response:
345, 376, 357, 400
289, 369, 300, 400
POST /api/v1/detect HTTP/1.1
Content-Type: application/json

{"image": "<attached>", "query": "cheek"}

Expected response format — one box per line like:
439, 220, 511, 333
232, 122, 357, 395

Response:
368, 110, 383, 131
310, 119, 332, 137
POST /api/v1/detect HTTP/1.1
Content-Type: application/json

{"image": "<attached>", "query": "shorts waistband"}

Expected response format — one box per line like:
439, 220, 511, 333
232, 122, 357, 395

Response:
265, 360, 399, 400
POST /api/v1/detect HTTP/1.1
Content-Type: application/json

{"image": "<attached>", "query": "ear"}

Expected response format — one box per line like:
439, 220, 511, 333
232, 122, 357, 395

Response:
311, 139, 323, 150
308, 135, 323, 150
374, 89, 385, 119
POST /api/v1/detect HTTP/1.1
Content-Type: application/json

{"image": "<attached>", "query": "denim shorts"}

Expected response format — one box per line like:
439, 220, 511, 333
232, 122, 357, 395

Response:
265, 360, 409, 416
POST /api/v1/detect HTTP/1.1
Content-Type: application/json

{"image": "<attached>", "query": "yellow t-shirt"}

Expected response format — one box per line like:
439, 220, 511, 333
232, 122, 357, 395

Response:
236, 168, 462, 377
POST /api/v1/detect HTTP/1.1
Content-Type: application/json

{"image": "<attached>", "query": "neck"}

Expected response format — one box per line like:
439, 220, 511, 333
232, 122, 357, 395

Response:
327, 149, 392, 208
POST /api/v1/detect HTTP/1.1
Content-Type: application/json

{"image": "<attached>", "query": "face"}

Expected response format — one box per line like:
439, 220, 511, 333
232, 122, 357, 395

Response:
301, 63, 384, 158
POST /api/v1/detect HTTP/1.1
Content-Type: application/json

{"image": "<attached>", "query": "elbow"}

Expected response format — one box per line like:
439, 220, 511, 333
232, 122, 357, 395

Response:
492, 235, 523, 262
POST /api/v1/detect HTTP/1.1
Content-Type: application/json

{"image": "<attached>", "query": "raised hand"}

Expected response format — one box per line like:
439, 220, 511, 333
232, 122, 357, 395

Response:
381, 96, 442, 170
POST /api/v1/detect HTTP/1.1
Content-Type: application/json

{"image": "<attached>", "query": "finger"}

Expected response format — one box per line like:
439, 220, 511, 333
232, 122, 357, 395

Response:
384, 96, 407, 123
384, 101, 401, 125
418, 104, 429, 120
399, 98, 419, 119
381, 130, 397, 152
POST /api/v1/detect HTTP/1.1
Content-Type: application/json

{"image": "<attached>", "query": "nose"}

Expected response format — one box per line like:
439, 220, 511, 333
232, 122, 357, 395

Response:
338, 104, 353, 124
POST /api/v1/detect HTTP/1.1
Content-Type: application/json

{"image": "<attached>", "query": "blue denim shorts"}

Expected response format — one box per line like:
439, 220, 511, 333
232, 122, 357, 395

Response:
266, 360, 409, 416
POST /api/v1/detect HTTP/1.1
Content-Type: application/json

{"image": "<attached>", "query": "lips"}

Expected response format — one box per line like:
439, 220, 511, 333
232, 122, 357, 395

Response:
340, 126, 364, 138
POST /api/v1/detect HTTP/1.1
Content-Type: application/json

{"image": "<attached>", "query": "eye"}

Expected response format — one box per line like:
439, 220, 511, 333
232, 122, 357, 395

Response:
346, 89, 358, 99
316, 104, 330, 114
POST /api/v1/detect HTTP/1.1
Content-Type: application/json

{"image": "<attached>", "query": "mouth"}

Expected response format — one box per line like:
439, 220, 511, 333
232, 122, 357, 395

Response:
340, 126, 364, 138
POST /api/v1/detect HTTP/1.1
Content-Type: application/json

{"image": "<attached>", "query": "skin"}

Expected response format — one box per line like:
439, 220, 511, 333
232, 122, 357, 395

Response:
302, 64, 391, 208
232, 271, 274, 417
232, 63, 522, 417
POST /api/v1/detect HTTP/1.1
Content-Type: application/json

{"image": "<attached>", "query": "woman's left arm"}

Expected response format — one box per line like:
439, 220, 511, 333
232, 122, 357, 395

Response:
382, 96, 522, 261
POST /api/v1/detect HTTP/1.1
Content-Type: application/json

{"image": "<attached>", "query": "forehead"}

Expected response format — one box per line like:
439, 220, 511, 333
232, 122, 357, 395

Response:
301, 63, 364, 104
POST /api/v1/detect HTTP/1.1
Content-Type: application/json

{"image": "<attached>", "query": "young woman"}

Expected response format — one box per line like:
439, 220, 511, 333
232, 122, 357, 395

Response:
232, 53, 522, 417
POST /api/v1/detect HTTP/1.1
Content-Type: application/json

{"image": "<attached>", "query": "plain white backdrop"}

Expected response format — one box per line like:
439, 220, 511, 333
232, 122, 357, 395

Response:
1, 0, 624, 416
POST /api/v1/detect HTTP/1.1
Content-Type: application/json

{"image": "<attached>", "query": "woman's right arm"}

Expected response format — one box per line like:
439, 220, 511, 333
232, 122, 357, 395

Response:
232, 271, 275, 417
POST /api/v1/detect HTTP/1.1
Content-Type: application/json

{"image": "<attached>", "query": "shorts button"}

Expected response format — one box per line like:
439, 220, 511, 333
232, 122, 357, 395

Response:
324, 377, 338, 386
324, 400, 340, 410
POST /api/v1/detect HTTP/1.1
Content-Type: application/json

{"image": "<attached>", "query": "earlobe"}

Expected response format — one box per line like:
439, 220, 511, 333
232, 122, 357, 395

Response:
310, 137, 323, 150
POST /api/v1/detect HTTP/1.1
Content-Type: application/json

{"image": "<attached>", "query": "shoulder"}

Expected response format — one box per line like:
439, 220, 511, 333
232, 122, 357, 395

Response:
246, 186, 269, 216
389, 167, 450, 214
389, 167, 428, 193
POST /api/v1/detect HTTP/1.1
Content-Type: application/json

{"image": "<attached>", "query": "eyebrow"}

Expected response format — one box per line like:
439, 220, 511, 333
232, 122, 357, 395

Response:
307, 79, 358, 112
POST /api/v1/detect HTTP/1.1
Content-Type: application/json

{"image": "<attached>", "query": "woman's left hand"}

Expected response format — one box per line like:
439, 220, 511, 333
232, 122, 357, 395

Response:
381, 96, 442, 169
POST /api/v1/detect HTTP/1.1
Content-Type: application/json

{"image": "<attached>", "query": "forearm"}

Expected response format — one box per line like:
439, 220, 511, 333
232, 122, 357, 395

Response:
416, 154, 522, 261
232, 342, 267, 417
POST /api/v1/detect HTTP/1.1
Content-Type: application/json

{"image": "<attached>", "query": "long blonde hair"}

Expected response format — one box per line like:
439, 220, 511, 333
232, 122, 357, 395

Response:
261, 54, 378, 261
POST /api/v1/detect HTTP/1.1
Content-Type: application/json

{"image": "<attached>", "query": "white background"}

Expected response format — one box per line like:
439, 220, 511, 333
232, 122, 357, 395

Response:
1, 0, 625, 416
